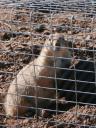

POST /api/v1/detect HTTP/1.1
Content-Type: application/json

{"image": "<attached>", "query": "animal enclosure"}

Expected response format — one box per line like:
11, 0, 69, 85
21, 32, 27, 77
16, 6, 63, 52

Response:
0, 0, 96, 127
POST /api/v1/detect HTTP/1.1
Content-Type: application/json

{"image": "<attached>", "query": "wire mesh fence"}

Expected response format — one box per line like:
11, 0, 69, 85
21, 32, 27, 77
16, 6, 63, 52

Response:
0, 0, 96, 127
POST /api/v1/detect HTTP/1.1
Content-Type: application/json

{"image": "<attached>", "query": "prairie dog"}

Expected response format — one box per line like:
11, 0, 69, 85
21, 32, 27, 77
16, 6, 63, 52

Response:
4, 33, 71, 116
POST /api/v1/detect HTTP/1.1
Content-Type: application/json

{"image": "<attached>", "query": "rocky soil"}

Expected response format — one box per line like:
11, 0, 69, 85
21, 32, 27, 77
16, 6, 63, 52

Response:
0, 2, 96, 127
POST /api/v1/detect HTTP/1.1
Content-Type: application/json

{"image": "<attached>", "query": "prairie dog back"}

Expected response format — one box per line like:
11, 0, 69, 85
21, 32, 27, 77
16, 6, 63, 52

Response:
4, 33, 71, 116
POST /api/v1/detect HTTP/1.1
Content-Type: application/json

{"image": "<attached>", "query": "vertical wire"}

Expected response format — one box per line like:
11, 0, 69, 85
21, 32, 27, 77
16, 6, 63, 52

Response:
84, 0, 87, 59
29, 10, 38, 121
91, 0, 96, 94
70, 10, 78, 127
10, 7, 19, 123
91, 1, 96, 127
49, 1, 58, 128
83, 1, 87, 127
91, 1, 96, 126
75, 0, 80, 126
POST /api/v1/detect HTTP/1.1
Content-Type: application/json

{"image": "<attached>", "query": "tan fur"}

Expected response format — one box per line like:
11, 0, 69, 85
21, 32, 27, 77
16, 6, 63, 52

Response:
4, 33, 71, 116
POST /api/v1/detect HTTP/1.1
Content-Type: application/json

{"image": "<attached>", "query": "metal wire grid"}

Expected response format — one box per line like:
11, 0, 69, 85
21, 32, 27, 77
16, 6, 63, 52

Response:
0, 0, 96, 12
0, 0, 96, 127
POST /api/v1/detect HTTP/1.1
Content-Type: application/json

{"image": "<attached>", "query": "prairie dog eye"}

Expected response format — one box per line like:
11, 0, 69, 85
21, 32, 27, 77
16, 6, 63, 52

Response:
55, 42, 60, 47
49, 38, 51, 41
58, 36, 64, 42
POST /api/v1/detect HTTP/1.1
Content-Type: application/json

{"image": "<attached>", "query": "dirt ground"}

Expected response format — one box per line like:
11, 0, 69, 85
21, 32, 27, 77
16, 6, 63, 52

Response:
0, 5, 96, 128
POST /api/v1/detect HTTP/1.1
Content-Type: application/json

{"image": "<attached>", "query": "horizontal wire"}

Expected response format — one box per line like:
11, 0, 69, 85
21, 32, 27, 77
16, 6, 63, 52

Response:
2, 102, 96, 119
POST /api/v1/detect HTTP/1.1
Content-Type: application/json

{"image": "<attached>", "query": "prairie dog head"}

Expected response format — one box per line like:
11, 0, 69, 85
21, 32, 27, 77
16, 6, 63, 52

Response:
43, 33, 70, 58
45, 33, 65, 50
